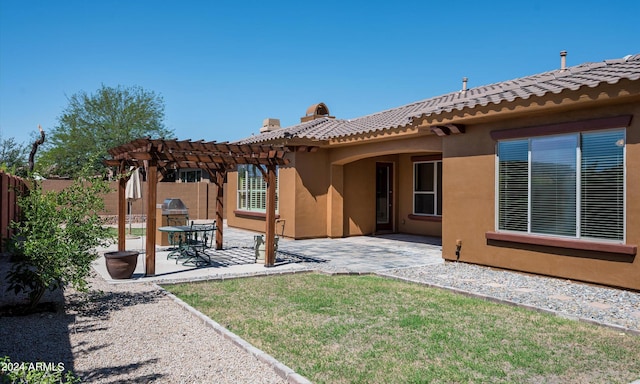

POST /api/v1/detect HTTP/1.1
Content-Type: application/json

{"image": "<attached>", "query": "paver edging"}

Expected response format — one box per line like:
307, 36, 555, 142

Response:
155, 268, 315, 286
156, 283, 313, 384
376, 272, 640, 336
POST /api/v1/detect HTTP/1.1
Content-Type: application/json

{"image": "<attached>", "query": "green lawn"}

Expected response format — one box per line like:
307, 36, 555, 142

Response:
105, 227, 146, 237
164, 274, 640, 384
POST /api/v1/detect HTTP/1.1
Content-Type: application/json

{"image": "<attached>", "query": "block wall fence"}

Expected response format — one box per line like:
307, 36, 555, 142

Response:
0, 171, 29, 251
41, 180, 227, 223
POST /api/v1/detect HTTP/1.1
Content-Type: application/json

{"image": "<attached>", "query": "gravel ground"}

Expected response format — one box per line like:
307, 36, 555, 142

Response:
2, 253, 639, 383
380, 262, 640, 333
0, 268, 287, 383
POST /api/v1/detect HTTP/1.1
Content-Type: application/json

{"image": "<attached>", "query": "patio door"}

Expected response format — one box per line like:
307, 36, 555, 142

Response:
376, 163, 393, 231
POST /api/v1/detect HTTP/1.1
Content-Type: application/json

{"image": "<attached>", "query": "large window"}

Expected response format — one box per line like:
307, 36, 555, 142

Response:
179, 169, 202, 183
497, 129, 625, 242
414, 161, 442, 216
237, 165, 278, 213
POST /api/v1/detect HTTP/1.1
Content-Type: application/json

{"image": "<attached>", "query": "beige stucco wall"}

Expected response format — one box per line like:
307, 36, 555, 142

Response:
442, 100, 640, 290
343, 157, 377, 236
336, 136, 443, 237
226, 159, 299, 238
397, 154, 442, 237
42, 180, 219, 221
227, 135, 444, 239
292, 150, 330, 238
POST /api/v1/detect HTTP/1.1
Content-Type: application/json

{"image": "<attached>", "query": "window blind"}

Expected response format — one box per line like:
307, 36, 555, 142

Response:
530, 135, 577, 236
580, 131, 624, 240
237, 165, 278, 212
497, 140, 528, 232
497, 129, 625, 242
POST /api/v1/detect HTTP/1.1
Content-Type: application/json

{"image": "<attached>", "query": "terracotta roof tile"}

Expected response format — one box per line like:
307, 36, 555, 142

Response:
237, 54, 640, 144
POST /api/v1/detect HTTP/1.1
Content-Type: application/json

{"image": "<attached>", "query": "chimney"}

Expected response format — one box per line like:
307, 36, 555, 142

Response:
260, 118, 281, 133
301, 103, 334, 123
462, 77, 468, 92
560, 50, 567, 71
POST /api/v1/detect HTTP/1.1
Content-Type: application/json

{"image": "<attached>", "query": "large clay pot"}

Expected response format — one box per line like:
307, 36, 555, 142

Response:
104, 251, 139, 279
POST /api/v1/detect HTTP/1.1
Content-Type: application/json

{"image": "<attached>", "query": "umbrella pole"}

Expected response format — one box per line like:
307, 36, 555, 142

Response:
128, 201, 132, 235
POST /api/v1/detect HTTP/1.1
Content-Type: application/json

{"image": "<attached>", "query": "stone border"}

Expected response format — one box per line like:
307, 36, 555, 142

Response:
157, 283, 312, 384
147, 267, 314, 286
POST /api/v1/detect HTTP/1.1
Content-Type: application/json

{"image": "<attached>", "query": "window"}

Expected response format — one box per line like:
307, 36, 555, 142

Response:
413, 161, 442, 216
179, 169, 202, 183
497, 129, 625, 242
237, 165, 278, 213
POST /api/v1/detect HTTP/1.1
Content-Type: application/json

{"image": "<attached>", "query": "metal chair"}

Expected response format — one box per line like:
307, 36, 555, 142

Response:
191, 221, 216, 251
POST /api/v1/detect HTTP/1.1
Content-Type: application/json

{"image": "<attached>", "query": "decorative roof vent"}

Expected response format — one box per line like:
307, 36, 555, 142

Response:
260, 118, 281, 133
301, 102, 334, 123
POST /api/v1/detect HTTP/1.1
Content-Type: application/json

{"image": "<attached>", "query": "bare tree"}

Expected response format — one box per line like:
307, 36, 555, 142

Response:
28, 125, 45, 172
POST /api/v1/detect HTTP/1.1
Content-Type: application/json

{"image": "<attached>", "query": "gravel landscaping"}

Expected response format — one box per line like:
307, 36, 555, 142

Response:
380, 262, 640, 333
0, 269, 287, 383
2, 246, 639, 382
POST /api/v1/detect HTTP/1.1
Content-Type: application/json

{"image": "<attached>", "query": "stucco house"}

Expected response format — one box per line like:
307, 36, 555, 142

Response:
227, 53, 640, 290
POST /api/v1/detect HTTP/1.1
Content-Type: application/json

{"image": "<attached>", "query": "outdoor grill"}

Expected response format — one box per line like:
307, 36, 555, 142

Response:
156, 198, 189, 246
161, 198, 188, 216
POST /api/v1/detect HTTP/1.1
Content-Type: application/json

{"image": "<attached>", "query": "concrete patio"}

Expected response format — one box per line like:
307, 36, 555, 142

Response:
92, 221, 640, 334
93, 221, 444, 284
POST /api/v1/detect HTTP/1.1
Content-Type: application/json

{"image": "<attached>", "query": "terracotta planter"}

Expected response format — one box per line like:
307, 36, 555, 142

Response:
104, 251, 139, 279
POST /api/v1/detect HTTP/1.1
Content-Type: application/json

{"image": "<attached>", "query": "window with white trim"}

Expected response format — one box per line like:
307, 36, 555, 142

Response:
497, 129, 625, 241
179, 169, 202, 183
237, 165, 278, 213
413, 161, 442, 216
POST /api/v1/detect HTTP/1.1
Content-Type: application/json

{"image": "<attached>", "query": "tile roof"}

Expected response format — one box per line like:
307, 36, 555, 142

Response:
237, 54, 640, 144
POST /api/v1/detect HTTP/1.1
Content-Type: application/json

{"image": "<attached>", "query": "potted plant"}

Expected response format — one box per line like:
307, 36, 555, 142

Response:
104, 250, 139, 279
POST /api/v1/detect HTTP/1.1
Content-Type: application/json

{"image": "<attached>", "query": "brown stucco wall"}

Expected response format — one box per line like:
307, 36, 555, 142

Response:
41, 180, 219, 221
397, 153, 443, 237
292, 150, 330, 239
343, 157, 377, 236
226, 161, 299, 238
227, 135, 444, 239
442, 101, 640, 290
226, 171, 267, 234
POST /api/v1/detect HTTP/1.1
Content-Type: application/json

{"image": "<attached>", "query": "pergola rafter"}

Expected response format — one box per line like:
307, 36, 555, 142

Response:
106, 138, 289, 276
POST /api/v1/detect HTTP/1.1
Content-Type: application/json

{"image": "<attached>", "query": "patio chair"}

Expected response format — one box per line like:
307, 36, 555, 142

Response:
253, 219, 284, 262
191, 221, 216, 251
166, 221, 191, 260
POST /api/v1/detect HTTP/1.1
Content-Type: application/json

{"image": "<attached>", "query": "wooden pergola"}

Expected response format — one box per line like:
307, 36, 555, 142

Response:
105, 138, 289, 276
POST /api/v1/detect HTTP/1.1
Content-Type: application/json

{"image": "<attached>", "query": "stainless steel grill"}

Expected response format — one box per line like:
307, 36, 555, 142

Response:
161, 198, 188, 215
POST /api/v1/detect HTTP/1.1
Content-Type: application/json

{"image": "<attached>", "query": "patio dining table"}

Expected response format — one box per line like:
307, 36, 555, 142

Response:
158, 224, 214, 266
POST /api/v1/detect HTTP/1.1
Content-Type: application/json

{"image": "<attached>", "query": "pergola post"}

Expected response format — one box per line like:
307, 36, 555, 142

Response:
215, 171, 225, 250
145, 161, 158, 276
117, 172, 127, 251
264, 164, 277, 267
106, 139, 289, 273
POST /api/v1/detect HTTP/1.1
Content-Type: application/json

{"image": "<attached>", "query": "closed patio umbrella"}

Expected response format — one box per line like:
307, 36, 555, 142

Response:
125, 167, 142, 235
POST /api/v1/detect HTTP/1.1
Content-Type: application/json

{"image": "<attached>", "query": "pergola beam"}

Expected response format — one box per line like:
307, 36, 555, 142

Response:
106, 138, 289, 275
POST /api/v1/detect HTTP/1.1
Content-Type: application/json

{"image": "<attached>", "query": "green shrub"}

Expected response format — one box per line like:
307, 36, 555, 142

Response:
7, 173, 113, 310
0, 356, 80, 383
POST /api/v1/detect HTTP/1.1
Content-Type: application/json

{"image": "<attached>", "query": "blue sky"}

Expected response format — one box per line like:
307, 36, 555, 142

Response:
1, 0, 639, 147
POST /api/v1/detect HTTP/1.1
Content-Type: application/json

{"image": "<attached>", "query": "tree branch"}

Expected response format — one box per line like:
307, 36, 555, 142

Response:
28, 125, 46, 172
